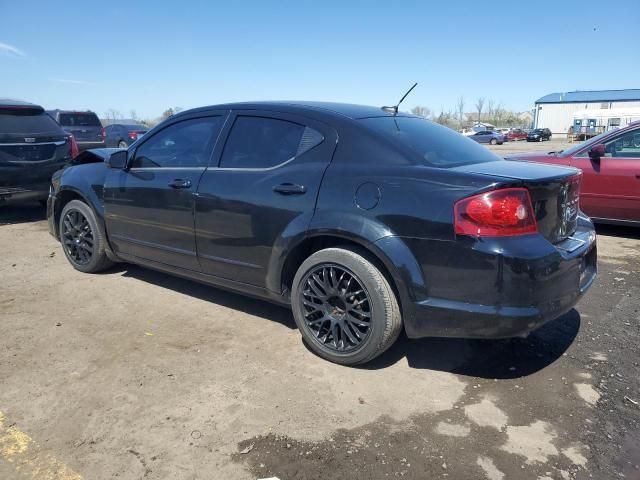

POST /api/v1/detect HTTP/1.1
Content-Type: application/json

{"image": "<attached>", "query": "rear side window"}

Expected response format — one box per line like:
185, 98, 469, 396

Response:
220, 116, 321, 169
58, 113, 102, 127
360, 117, 500, 168
131, 116, 223, 168
0, 110, 62, 135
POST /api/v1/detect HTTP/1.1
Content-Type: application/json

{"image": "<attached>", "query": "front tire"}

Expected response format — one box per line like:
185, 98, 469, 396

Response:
291, 247, 402, 365
59, 200, 114, 273
490, 138, 497, 145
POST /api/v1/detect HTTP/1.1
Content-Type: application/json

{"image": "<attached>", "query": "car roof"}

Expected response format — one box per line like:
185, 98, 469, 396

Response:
178, 101, 413, 120
0, 98, 44, 110
48, 109, 99, 115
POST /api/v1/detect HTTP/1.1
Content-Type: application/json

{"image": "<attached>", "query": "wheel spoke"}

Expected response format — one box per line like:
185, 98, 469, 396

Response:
300, 263, 372, 353
62, 209, 94, 265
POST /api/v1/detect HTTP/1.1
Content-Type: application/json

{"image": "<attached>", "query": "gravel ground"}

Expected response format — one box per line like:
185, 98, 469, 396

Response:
1, 150, 638, 480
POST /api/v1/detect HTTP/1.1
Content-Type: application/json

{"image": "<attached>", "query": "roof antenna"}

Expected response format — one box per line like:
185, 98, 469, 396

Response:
382, 82, 418, 115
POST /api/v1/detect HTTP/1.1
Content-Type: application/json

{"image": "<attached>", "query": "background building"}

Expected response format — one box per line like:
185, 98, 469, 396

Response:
533, 89, 640, 134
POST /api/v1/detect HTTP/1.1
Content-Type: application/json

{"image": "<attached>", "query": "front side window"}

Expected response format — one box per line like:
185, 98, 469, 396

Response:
220, 116, 320, 169
603, 128, 640, 158
131, 116, 223, 168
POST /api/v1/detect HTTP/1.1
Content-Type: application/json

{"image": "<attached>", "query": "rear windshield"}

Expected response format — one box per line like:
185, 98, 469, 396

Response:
0, 109, 62, 135
58, 113, 101, 127
360, 116, 500, 167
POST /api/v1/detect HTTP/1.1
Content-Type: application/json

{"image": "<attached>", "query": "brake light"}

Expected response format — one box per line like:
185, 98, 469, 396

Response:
68, 135, 79, 159
128, 132, 138, 140
454, 188, 537, 237
100, 127, 106, 139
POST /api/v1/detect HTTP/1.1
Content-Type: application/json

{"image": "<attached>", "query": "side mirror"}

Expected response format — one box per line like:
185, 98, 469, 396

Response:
106, 150, 128, 169
588, 143, 606, 161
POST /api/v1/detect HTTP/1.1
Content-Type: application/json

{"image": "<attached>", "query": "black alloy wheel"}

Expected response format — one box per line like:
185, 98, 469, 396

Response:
299, 264, 372, 353
61, 209, 94, 265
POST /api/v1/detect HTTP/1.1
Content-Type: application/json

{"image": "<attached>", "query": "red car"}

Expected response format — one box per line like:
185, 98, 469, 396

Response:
507, 121, 640, 225
507, 128, 527, 141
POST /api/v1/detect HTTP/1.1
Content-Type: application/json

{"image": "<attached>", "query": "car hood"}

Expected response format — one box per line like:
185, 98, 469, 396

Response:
504, 151, 558, 161
451, 158, 578, 181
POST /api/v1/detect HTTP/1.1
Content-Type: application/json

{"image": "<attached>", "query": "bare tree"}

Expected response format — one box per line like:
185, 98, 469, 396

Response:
486, 99, 495, 123
456, 97, 465, 128
130, 110, 139, 122
475, 97, 485, 123
411, 106, 431, 119
103, 109, 123, 125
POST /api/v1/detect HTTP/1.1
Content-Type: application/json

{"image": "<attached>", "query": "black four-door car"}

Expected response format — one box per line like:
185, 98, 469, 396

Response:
527, 128, 552, 142
47, 110, 105, 151
1, 99, 74, 204
47, 102, 597, 365
104, 124, 149, 148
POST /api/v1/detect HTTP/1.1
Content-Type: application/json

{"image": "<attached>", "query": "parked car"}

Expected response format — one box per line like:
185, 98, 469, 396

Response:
507, 128, 528, 141
527, 128, 552, 142
507, 120, 640, 225
47, 102, 597, 365
47, 110, 105, 151
469, 130, 505, 145
104, 124, 149, 148
0, 99, 76, 205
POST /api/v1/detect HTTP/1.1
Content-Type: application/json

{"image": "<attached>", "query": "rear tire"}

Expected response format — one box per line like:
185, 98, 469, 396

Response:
118, 140, 128, 149
59, 200, 114, 273
291, 247, 402, 365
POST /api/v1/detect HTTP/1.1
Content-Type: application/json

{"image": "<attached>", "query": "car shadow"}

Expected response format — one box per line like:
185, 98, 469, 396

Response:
117, 264, 297, 330
0, 202, 46, 225
596, 223, 640, 240
114, 262, 580, 378
360, 309, 581, 379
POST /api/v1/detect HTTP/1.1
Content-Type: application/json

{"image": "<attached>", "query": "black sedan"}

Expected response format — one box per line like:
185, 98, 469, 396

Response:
104, 124, 148, 148
527, 128, 552, 142
46, 102, 597, 365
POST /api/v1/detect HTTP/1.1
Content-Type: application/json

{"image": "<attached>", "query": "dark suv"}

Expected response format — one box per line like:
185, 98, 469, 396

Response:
0, 99, 74, 204
527, 128, 552, 142
47, 110, 105, 151
47, 102, 596, 365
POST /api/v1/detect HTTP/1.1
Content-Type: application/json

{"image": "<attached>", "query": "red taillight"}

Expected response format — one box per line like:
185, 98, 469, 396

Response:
100, 127, 106, 139
128, 132, 138, 140
68, 135, 79, 159
454, 188, 538, 237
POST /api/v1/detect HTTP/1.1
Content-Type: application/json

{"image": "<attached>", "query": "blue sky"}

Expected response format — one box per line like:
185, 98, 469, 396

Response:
1, 0, 638, 120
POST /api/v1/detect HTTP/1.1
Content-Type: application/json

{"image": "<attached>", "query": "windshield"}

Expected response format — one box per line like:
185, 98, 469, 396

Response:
558, 130, 612, 157
58, 113, 101, 127
360, 116, 500, 168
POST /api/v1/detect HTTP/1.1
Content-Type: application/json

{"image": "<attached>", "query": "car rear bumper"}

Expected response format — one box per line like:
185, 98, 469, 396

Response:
0, 185, 49, 204
396, 222, 597, 339
76, 141, 105, 152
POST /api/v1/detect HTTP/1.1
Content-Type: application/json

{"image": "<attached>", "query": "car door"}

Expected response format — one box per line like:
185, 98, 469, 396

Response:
103, 113, 228, 270
195, 111, 337, 288
474, 131, 490, 143
570, 126, 640, 221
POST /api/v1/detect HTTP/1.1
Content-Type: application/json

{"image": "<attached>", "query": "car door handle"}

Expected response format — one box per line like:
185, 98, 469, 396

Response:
168, 179, 192, 189
273, 183, 307, 195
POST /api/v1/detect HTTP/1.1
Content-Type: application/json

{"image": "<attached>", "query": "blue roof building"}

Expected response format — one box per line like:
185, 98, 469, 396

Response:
533, 89, 640, 133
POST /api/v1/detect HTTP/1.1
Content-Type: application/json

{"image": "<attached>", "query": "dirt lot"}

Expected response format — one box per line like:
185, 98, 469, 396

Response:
1, 142, 639, 480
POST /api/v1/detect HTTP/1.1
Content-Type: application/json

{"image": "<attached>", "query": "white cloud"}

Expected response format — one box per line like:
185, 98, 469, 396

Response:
0, 42, 24, 57
49, 78, 96, 86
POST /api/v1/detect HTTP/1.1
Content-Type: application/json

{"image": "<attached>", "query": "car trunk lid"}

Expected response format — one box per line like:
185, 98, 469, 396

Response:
452, 160, 582, 243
